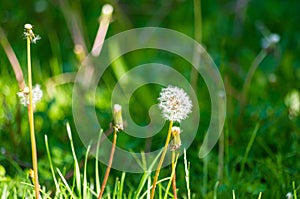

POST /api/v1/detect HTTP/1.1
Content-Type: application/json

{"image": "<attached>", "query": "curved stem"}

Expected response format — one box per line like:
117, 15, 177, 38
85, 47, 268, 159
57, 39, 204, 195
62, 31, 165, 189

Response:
241, 50, 267, 104
150, 120, 173, 199
27, 36, 40, 199
98, 129, 117, 199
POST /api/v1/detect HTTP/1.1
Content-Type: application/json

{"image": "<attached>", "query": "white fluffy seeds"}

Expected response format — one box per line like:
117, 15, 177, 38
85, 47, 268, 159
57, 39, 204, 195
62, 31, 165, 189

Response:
158, 85, 192, 122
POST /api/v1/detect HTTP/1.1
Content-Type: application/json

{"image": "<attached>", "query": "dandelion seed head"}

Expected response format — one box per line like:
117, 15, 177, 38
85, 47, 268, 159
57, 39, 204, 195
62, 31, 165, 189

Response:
102, 4, 113, 15
286, 192, 292, 199
17, 84, 43, 106
24, 24, 33, 30
262, 33, 280, 49
158, 85, 192, 122
23, 23, 40, 44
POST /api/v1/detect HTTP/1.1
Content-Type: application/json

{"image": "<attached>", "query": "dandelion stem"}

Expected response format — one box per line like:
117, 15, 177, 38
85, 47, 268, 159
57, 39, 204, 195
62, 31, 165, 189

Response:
241, 49, 267, 106
172, 151, 178, 199
98, 129, 118, 199
27, 32, 40, 199
150, 120, 173, 199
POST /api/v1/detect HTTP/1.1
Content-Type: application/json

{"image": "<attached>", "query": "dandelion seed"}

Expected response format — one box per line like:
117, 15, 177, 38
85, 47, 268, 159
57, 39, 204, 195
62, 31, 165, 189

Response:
32, 34, 41, 44
158, 85, 192, 122
17, 84, 43, 106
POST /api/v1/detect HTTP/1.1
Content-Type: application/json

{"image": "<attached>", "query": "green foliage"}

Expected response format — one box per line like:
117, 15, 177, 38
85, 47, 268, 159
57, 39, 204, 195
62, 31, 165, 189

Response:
1, 0, 300, 198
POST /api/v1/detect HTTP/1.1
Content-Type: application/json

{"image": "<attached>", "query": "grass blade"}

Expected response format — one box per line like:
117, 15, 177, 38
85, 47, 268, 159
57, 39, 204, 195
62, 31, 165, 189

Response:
66, 122, 81, 196
44, 135, 60, 193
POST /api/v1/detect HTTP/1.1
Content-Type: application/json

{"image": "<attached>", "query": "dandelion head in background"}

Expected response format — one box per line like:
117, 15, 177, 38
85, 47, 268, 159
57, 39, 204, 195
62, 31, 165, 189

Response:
158, 85, 192, 123
24, 24, 41, 44
286, 192, 292, 199
17, 84, 43, 106
261, 33, 280, 50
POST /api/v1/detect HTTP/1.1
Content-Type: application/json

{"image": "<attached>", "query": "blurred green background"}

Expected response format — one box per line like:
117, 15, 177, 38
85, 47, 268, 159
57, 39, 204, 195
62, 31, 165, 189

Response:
1, 0, 300, 198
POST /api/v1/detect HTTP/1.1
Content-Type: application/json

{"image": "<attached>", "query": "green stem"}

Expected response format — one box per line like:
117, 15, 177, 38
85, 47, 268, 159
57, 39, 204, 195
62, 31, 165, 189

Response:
241, 50, 267, 105
163, 153, 179, 199
98, 129, 118, 199
150, 120, 173, 199
27, 36, 40, 198
239, 124, 259, 177
171, 151, 178, 199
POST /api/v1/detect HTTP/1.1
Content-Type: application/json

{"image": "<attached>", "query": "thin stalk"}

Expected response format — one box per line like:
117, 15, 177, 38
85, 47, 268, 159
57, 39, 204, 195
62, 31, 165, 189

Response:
96, 129, 103, 194
218, 130, 224, 182
184, 148, 191, 199
258, 192, 262, 199
163, 153, 179, 199
98, 129, 118, 199
91, 4, 113, 56
232, 190, 236, 199
44, 135, 60, 193
171, 151, 177, 199
293, 181, 297, 199
239, 123, 259, 177
27, 35, 40, 199
202, 155, 208, 197
213, 181, 219, 199
241, 50, 267, 106
150, 120, 173, 199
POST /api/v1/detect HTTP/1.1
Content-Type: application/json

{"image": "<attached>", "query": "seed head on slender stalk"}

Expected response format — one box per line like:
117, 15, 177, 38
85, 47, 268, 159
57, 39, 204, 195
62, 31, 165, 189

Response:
23, 23, 41, 199
98, 104, 123, 199
150, 85, 192, 199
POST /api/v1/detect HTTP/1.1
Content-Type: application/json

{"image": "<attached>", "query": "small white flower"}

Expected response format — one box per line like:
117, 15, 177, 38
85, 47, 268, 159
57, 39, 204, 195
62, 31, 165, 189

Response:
24, 23, 41, 44
286, 192, 292, 199
261, 33, 280, 49
158, 85, 192, 122
17, 84, 43, 106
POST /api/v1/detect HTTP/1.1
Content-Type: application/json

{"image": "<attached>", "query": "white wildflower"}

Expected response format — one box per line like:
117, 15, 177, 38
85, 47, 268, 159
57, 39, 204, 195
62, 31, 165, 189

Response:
261, 33, 280, 50
286, 192, 292, 199
17, 84, 43, 106
24, 23, 41, 44
158, 85, 192, 122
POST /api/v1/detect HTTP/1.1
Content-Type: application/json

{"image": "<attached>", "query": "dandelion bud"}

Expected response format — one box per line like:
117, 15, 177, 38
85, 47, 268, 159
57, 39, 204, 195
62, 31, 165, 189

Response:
158, 85, 192, 122
113, 104, 124, 131
169, 126, 182, 151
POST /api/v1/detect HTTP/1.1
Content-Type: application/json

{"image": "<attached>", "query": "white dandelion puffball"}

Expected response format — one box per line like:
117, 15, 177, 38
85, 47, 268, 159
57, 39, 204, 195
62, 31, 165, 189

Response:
17, 84, 43, 106
158, 85, 192, 122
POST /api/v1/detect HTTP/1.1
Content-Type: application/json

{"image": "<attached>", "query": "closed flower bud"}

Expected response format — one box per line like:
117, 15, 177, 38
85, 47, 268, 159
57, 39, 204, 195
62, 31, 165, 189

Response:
169, 126, 182, 151
113, 104, 124, 131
